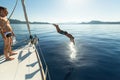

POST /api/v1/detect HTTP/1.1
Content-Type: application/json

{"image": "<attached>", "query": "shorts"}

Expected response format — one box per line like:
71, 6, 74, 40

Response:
4, 32, 12, 38
59, 30, 68, 35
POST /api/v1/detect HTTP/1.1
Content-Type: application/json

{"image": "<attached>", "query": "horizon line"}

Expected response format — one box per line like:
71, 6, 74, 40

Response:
10, 18, 120, 23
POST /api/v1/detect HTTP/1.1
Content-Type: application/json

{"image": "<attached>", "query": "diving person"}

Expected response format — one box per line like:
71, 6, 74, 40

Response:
53, 24, 75, 45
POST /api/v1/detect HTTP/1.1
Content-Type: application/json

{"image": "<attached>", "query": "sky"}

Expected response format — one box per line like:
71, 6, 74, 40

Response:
0, 0, 120, 23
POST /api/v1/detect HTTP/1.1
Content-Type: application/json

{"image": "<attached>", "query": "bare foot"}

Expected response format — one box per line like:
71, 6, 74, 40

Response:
10, 53, 17, 56
6, 57, 14, 61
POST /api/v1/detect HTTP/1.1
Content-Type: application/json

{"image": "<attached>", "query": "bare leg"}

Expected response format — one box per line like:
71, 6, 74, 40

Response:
9, 37, 17, 56
8, 37, 12, 54
4, 37, 14, 60
4, 38, 9, 58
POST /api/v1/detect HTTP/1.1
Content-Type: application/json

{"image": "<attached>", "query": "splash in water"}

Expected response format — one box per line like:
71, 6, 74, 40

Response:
69, 42, 77, 59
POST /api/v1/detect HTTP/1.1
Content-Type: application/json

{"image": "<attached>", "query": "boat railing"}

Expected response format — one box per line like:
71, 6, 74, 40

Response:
31, 36, 51, 80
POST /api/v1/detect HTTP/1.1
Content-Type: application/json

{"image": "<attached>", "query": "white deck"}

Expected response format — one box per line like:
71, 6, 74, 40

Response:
0, 43, 44, 80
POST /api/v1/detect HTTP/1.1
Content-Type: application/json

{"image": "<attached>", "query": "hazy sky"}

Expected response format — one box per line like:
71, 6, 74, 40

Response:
0, 0, 120, 23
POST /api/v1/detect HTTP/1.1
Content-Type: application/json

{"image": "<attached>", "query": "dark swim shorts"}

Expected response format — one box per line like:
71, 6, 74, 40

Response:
4, 32, 12, 38
59, 30, 68, 35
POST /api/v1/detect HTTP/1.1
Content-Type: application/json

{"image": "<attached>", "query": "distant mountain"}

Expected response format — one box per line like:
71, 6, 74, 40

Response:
9, 19, 120, 24
10, 19, 26, 24
9, 19, 49, 24
31, 21, 49, 24
81, 20, 120, 24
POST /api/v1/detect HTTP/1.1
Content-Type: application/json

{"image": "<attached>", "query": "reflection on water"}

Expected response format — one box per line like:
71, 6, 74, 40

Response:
69, 42, 77, 59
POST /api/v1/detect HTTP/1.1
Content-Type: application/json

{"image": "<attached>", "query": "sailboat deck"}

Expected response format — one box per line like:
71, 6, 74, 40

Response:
0, 43, 43, 80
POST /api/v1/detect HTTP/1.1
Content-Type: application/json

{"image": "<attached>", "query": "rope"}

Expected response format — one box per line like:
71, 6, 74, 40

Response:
21, 0, 32, 38
8, 0, 19, 20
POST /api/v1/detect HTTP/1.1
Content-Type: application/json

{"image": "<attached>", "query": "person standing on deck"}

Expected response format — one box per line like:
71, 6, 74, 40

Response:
53, 24, 75, 45
0, 6, 17, 61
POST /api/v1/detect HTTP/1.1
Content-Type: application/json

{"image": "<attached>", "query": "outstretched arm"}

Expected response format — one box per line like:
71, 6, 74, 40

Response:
66, 33, 75, 45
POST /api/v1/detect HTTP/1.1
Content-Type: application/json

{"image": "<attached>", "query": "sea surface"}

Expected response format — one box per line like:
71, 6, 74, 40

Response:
0, 24, 120, 80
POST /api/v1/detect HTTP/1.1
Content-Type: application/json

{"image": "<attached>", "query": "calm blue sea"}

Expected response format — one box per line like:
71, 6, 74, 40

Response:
0, 24, 120, 80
